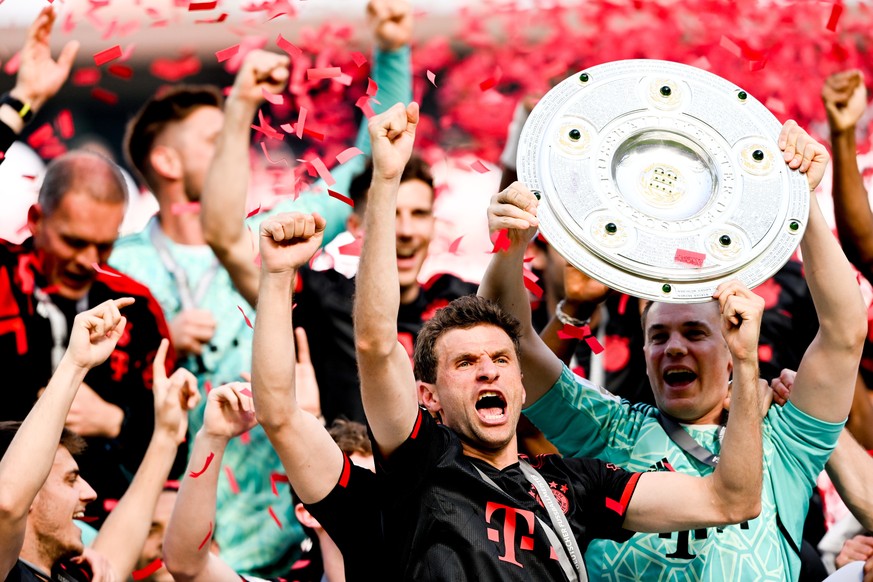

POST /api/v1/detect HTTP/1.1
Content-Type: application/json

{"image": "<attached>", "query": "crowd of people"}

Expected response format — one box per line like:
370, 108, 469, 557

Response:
2, 2, 873, 581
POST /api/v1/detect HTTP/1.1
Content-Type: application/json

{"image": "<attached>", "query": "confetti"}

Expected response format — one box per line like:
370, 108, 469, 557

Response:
826, 2, 843, 32
355, 95, 375, 119
3, 52, 19, 75
260, 142, 289, 166
674, 248, 705, 268
238, 305, 254, 329
189, 452, 215, 478
307, 67, 342, 81
328, 190, 354, 206
215, 44, 240, 63
90, 88, 118, 106
765, 97, 786, 115
195, 12, 228, 23
72, 68, 101, 86
261, 88, 284, 105
522, 270, 543, 299
470, 160, 490, 174
585, 335, 605, 354
294, 106, 307, 139
367, 78, 378, 97
188, 0, 218, 10
172, 202, 201, 215
246, 205, 262, 218
350, 52, 367, 67
338, 237, 362, 256
224, 465, 240, 494
303, 128, 325, 141
107, 64, 133, 80
270, 472, 289, 495
268, 506, 283, 529
197, 522, 213, 550
27, 124, 54, 149
489, 229, 511, 254
557, 324, 587, 340
150, 53, 202, 82
310, 158, 336, 187
276, 34, 302, 58
132, 558, 163, 581
56, 110, 74, 139
335, 147, 363, 165
427, 70, 437, 87
93, 45, 122, 66
103, 499, 118, 512
448, 236, 463, 254
92, 263, 121, 277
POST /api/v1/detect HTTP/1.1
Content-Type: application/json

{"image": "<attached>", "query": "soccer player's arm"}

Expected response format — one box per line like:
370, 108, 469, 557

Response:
477, 183, 564, 406
623, 283, 764, 532
201, 50, 290, 308
162, 383, 258, 582
826, 428, 873, 532
253, 211, 347, 503
0, 299, 130, 578
354, 103, 421, 458
781, 121, 866, 423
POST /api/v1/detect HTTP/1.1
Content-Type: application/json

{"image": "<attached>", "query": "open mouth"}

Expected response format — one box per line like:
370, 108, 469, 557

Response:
475, 391, 507, 423
663, 367, 698, 388
396, 247, 419, 268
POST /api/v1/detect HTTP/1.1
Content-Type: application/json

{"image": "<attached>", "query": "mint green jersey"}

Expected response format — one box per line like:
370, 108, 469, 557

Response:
524, 366, 843, 581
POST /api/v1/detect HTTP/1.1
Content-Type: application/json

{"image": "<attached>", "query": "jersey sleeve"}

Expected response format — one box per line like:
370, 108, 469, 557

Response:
564, 456, 641, 543
373, 408, 452, 490
523, 364, 652, 464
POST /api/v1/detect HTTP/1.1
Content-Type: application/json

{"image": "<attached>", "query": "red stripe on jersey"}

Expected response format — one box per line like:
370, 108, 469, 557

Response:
338, 453, 352, 488
410, 409, 423, 440
605, 472, 642, 516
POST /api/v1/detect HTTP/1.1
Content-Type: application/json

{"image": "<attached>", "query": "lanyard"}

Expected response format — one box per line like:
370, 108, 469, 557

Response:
148, 220, 219, 311
656, 411, 726, 468
473, 458, 587, 582
33, 287, 88, 373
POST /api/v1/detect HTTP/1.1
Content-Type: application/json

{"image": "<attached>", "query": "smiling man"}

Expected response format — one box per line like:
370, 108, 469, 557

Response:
354, 102, 769, 581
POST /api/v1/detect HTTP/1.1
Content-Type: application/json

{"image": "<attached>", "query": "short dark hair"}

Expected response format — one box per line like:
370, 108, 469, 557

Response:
327, 419, 372, 457
0, 421, 86, 460
348, 154, 434, 214
124, 85, 223, 189
413, 295, 521, 384
39, 151, 127, 216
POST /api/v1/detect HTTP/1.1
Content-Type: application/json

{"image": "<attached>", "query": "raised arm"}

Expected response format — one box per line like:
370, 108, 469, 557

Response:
623, 282, 764, 532
822, 70, 873, 279
781, 120, 868, 422
0, 5, 78, 154
162, 383, 257, 582
478, 183, 564, 405
252, 211, 346, 503
826, 428, 873, 532
354, 102, 419, 457
92, 341, 199, 580
0, 298, 131, 579
200, 50, 290, 307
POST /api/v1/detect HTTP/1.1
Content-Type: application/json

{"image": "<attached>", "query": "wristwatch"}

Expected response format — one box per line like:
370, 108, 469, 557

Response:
0, 92, 34, 123
555, 299, 590, 327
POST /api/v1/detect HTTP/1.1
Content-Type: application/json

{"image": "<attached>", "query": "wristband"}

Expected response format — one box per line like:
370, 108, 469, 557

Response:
555, 299, 590, 327
0, 93, 34, 123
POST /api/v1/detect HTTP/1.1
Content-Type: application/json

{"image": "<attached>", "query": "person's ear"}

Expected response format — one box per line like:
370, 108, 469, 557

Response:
27, 203, 44, 237
294, 503, 321, 530
346, 212, 363, 238
148, 145, 182, 181
418, 381, 441, 415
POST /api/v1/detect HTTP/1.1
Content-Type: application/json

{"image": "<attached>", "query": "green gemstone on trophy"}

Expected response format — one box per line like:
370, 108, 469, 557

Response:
569, 128, 581, 141
662, 283, 672, 293
752, 150, 764, 161
579, 72, 589, 82
737, 90, 747, 100
789, 221, 799, 231
719, 235, 731, 246
659, 85, 672, 96
605, 222, 618, 234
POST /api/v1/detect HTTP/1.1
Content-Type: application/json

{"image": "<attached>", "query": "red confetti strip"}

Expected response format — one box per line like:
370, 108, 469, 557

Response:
303, 127, 325, 141
189, 452, 215, 478
268, 506, 283, 529
718, 35, 743, 58
252, 110, 284, 141
103, 499, 118, 512
188, 0, 218, 10
356, 95, 375, 119
238, 305, 253, 329
223, 465, 240, 495
335, 147, 363, 165
270, 472, 289, 496
294, 106, 307, 139
93, 45, 122, 66
674, 248, 706, 268
56, 110, 74, 139
585, 335, 605, 354
172, 201, 201, 215
92, 263, 121, 278
826, 2, 843, 32
470, 160, 490, 174
72, 68, 101, 86
240, 430, 251, 445
107, 64, 133, 80
3, 51, 20, 75
557, 324, 587, 340
367, 77, 378, 97
350, 52, 367, 67
276, 34, 302, 58
765, 97, 786, 115
132, 558, 163, 581
448, 236, 463, 254
338, 237, 362, 256
239, 387, 253, 397
617, 294, 629, 316
260, 141, 289, 166
27, 124, 54, 148
310, 158, 336, 187
522, 270, 543, 299
215, 44, 240, 63
328, 190, 354, 206
246, 205, 262, 218
90, 88, 118, 106
150, 54, 201, 82
427, 70, 437, 87
489, 229, 511, 253
307, 67, 342, 81
195, 12, 228, 23
197, 521, 213, 551
261, 88, 284, 105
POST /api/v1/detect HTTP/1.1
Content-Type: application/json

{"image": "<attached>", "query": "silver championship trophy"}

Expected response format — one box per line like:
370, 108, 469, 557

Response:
518, 59, 810, 303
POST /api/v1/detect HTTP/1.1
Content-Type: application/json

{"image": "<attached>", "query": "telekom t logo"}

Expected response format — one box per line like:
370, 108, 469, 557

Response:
485, 502, 537, 567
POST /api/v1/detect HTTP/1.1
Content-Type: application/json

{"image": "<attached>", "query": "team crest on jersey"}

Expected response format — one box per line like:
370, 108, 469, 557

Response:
528, 481, 571, 514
